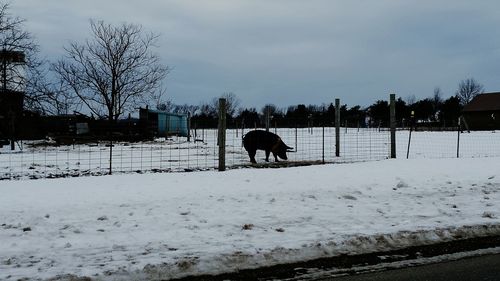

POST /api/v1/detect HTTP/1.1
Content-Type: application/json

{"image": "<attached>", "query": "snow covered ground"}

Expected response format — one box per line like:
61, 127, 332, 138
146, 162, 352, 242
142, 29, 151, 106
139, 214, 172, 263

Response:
2, 129, 499, 180
1, 157, 499, 280
0, 127, 390, 179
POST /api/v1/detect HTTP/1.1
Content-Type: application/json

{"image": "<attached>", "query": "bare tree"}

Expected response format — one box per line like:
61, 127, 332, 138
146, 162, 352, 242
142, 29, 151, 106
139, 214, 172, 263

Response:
54, 20, 169, 121
172, 104, 199, 116
157, 99, 174, 112
211, 92, 241, 117
27, 74, 82, 115
456, 78, 484, 105
0, 2, 81, 115
433, 87, 443, 105
432, 87, 443, 116
261, 104, 282, 116
199, 102, 217, 117
405, 94, 416, 106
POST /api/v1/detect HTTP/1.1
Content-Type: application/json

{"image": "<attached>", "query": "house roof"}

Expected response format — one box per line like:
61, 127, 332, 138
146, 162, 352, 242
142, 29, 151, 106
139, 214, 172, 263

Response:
463, 92, 500, 112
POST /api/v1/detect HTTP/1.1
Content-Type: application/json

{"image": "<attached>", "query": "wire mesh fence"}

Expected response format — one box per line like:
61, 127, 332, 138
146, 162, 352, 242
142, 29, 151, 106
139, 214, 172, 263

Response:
0, 136, 218, 180
225, 126, 390, 166
1, 118, 499, 181
0, 126, 392, 180
401, 129, 500, 159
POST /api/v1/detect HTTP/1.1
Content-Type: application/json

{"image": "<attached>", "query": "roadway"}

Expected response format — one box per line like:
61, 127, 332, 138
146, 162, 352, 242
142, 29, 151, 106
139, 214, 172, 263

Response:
321, 253, 500, 281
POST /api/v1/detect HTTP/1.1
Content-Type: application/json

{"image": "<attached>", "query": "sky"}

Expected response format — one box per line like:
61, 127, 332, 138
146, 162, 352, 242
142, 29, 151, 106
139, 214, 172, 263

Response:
10, 0, 500, 109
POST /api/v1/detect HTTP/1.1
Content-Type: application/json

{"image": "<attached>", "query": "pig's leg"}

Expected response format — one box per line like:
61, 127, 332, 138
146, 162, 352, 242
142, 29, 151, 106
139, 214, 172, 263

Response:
272, 152, 279, 162
248, 150, 257, 164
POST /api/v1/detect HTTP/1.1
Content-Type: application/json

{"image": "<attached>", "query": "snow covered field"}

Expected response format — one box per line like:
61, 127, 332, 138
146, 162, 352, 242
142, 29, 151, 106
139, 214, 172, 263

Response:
1, 128, 499, 180
1, 157, 499, 280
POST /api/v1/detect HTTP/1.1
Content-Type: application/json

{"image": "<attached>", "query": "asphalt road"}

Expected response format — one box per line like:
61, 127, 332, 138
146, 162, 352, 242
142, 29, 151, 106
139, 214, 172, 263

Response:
322, 254, 500, 281
172, 236, 500, 281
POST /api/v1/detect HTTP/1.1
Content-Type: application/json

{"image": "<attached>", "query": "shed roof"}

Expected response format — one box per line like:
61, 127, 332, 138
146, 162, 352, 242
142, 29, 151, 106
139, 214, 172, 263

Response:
463, 92, 500, 112
142, 108, 187, 118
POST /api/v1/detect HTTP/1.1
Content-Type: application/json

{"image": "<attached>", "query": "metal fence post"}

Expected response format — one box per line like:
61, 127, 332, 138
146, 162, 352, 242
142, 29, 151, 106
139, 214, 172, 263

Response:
335, 98, 340, 157
218, 98, 227, 171
390, 93, 396, 158
406, 111, 414, 159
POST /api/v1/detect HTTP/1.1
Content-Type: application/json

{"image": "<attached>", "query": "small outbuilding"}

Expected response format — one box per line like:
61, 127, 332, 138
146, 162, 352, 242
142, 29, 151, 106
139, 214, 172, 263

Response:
139, 108, 189, 137
462, 92, 500, 130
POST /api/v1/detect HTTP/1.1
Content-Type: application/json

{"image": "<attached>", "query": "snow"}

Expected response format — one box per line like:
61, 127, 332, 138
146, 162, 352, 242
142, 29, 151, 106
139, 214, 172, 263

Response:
3, 129, 499, 180
1, 157, 499, 280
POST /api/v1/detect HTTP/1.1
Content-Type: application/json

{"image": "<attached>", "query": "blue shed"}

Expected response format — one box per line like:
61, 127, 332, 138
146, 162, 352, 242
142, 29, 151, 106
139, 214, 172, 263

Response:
140, 108, 189, 137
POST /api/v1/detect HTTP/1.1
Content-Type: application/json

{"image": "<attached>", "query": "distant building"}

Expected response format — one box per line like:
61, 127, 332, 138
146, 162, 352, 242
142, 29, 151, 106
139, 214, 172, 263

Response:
0, 50, 27, 148
139, 108, 189, 137
1, 50, 26, 92
462, 92, 500, 130
0, 90, 25, 145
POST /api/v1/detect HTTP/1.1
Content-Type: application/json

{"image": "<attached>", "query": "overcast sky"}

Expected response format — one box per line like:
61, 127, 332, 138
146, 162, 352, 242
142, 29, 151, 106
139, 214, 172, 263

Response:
11, 0, 500, 109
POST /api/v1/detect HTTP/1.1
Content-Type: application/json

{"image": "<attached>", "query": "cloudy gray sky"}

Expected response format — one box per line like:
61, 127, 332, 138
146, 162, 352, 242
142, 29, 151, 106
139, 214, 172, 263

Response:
11, 0, 500, 109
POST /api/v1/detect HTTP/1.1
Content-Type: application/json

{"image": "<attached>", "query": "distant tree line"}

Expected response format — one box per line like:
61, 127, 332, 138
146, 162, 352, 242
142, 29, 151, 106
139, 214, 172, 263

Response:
167, 85, 476, 129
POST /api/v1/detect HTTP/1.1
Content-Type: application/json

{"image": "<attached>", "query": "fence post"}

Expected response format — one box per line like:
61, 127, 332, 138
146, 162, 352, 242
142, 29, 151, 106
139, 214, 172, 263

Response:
322, 124, 325, 164
108, 122, 113, 175
218, 98, 227, 171
406, 111, 414, 159
109, 139, 113, 175
457, 117, 461, 158
265, 106, 270, 132
241, 119, 245, 139
295, 125, 298, 152
187, 113, 191, 142
390, 93, 396, 158
335, 98, 340, 157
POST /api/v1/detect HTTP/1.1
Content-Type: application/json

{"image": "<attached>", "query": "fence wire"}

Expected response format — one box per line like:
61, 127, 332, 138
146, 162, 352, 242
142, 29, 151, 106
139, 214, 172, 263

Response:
1, 126, 390, 180
401, 129, 500, 159
2, 125, 498, 180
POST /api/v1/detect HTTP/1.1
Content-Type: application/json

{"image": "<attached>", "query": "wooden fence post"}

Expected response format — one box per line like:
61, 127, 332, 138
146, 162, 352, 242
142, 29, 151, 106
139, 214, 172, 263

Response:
322, 124, 325, 164
390, 93, 396, 158
187, 113, 191, 142
265, 106, 270, 132
218, 98, 227, 171
335, 98, 340, 157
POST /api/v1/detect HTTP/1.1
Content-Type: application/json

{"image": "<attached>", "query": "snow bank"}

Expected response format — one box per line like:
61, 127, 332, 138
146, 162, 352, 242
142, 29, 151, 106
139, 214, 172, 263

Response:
1, 157, 499, 280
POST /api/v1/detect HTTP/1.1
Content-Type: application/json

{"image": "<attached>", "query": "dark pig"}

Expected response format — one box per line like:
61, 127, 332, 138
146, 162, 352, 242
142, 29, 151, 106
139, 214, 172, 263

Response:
242, 130, 293, 164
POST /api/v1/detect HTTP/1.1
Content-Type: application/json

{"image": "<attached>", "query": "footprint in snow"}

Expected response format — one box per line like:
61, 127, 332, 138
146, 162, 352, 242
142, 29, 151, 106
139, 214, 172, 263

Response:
482, 212, 497, 219
112, 244, 127, 251
396, 180, 409, 189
